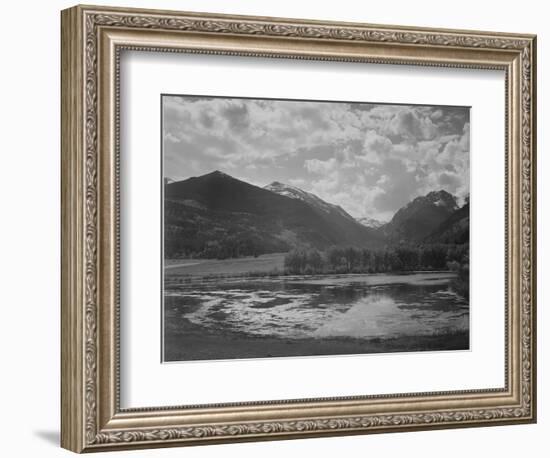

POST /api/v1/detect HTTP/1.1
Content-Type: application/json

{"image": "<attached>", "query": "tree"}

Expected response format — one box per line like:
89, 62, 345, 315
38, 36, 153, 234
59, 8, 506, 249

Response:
327, 247, 344, 271
306, 249, 323, 273
361, 249, 373, 272
344, 247, 359, 272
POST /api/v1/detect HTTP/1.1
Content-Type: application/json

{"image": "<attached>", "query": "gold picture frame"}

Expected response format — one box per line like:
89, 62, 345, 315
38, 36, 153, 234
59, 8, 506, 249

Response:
61, 4, 537, 453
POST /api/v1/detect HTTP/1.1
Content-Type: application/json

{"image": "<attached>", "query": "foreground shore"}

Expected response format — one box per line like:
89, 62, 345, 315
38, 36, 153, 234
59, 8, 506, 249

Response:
164, 316, 469, 362
163, 269, 469, 362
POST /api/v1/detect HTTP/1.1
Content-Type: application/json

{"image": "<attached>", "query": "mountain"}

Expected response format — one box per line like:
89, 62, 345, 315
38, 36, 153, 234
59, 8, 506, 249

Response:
164, 171, 380, 259
382, 190, 458, 242
357, 216, 386, 230
264, 181, 356, 223
264, 181, 381, 248
425, 201, 469, 244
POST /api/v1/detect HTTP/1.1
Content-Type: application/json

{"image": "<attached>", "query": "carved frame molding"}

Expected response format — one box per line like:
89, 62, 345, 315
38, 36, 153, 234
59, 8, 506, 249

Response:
61, 5, 536, 453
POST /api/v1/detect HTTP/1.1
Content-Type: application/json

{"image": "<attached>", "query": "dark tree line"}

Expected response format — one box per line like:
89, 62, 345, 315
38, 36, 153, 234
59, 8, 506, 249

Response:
164, 200, 288, 260
450, 259, 470, 298
284, 244, 469, 275
165, 230, 266, 260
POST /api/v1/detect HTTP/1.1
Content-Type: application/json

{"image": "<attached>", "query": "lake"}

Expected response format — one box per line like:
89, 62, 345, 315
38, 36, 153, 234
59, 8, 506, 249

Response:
163, 272, 469, 362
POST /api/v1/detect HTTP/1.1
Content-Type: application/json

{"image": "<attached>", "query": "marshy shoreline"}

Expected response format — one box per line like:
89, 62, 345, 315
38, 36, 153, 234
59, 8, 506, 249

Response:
164, 316, 469, 362
163, 271, 469, 362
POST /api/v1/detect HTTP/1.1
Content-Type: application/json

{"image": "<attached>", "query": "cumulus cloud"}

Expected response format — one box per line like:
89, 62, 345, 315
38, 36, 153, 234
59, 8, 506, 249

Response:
362, 130, 393, 164
388, 108, 438, 141
163, 96, 469, 220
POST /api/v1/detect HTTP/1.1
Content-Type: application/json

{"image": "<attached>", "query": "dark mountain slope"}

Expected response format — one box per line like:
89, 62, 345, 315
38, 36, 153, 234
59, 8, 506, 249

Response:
264, 181, 381, 247
425, 202, 470, 244
164, 171, 380, 258
167, 171, 299, 215
382, 190, 458, 242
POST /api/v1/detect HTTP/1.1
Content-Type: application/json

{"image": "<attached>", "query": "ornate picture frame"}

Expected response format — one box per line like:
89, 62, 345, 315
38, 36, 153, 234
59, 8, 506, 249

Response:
61, 4, 536, 453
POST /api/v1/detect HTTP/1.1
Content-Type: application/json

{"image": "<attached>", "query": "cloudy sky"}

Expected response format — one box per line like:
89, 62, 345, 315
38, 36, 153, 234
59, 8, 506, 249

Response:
163, 95, 470, 221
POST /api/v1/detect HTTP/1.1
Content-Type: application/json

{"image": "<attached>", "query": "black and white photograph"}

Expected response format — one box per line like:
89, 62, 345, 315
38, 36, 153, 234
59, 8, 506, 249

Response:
162, 94, 470, 362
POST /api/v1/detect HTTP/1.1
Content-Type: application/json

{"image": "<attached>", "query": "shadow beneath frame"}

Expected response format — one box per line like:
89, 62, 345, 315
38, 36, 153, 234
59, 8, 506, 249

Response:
34, 430, 60, 447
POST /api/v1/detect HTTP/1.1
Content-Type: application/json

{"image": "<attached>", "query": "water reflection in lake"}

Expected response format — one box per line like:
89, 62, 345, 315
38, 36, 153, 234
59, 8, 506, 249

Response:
164, 273, 468, 341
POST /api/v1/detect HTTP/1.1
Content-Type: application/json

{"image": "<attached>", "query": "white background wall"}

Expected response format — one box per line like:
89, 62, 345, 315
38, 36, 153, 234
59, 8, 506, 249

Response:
0, 0, 545, 456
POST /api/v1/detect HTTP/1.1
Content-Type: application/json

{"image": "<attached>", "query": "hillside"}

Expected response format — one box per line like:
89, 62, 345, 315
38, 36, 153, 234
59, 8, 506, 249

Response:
425, 202, 470, 244
264, 181, 381, 247
382, 190, 458, 242
164, 171, 380, 258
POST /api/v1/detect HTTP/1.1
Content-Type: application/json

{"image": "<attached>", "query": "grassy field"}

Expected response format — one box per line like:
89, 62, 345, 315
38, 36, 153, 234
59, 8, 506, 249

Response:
165, 252, 285, 277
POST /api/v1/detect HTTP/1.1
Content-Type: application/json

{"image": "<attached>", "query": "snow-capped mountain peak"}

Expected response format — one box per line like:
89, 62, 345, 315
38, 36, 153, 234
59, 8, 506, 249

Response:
265, 181, 310, 201
356, 216, 386, 229
264, 181, 356, 222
